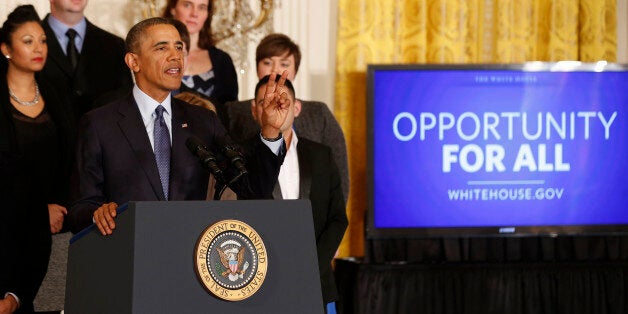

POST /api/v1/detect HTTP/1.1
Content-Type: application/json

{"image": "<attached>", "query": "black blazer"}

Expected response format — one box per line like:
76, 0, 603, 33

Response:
274, 137, 348, 303
0, 74, 75, 313
41, 15, 132, 122
67, 93, 282, 233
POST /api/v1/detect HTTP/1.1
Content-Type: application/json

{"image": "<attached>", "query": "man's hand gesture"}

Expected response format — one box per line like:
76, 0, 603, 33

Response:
260, 71, 291, 139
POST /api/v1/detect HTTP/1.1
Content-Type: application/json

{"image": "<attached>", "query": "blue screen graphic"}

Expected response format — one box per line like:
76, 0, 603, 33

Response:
372, 66, 628, 230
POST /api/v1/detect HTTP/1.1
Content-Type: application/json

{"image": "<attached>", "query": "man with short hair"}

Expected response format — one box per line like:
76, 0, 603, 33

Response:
67, 18, 291, 236
250, 74, 348, 311
226, 33, 350, 202
41, 0, 132, 121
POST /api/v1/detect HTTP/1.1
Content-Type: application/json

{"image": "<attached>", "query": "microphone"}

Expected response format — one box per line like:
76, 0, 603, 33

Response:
185, 136, 223, 180
221, 144, 247, 176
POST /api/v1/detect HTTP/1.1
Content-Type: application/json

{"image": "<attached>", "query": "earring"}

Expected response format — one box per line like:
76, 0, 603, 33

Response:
5, 55, 9, 60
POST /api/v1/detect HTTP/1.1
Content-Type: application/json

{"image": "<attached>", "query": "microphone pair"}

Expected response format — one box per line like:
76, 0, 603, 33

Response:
185, 136, 248, 182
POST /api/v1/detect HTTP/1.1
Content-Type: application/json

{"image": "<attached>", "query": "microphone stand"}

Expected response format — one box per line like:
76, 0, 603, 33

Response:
213, 180, 227, 201
185, 136, 249, 200
213, 169, 248, 200
214, 145, 248, 200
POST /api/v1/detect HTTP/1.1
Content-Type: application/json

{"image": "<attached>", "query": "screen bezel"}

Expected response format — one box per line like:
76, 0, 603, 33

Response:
366, 62, 628, 239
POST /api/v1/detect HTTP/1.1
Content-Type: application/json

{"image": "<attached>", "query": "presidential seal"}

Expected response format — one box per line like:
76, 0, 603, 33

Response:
194, 219, 268, 301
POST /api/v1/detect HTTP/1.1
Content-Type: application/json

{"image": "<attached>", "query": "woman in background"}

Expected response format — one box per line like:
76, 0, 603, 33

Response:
163, 0, 238, 125
0, 5, 74, 313
169, 17, 217, 113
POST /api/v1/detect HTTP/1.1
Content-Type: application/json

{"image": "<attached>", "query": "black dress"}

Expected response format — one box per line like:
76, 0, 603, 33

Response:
0, 77, 74, 313
12, 107, 58, 313
180, 47, 238, 127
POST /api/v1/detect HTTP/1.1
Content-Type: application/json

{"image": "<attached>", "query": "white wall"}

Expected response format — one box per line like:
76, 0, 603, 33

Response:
215, 0, 338, 105
272, 0, 338, 108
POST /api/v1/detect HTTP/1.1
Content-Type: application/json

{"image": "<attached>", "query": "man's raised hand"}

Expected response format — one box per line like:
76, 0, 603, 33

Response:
260, 71, 291, 139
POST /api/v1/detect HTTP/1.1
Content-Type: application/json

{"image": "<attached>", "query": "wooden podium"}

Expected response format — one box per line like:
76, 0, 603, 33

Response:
65, 200, 323, 313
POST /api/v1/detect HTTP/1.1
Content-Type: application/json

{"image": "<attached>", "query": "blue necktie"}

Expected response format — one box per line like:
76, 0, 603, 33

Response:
154, 105, 171, 199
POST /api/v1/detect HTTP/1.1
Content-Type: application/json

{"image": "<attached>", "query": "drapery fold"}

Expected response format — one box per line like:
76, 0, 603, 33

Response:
334, 0, 617, 258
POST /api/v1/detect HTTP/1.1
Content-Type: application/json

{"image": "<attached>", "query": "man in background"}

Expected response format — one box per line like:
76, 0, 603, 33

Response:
41, 0, 132, 122
226, 33, 350, 202
251, 75, 348, 312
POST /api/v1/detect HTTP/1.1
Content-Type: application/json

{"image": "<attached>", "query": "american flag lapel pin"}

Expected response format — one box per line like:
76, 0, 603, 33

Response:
182, 123, 188, 128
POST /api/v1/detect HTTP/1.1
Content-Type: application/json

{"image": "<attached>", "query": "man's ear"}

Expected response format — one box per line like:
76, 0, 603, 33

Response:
294, 99, 302, 117
250, 99, 258, 120
124, 52, 139, 73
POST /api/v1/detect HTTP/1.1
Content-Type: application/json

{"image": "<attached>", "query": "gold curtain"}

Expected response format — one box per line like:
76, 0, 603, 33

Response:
334, 0, 616, 258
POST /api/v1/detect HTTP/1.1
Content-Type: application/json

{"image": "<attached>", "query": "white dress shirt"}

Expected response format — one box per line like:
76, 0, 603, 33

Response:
278, 131, 300, 199
133, 85, 173, 149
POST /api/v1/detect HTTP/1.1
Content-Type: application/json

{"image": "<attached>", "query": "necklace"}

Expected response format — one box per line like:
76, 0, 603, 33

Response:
9, 83, 40, 106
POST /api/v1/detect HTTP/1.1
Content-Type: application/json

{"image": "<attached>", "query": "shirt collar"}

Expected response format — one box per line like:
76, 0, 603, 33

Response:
133, 85, 172, 121
47, 15, 87, 49
288, 129, 299, 151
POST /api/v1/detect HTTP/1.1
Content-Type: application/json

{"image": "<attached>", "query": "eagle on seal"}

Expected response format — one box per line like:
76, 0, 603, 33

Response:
218, 245, 246, 280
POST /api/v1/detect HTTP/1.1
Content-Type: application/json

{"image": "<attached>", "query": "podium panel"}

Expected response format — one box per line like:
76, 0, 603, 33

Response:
65, 200, 323, 314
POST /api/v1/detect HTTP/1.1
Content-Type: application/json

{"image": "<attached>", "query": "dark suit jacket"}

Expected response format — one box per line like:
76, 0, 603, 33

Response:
41, 15, 132, 122
226, 99, 350, 202
273, 137, 348, 303
67, 93, 282, 234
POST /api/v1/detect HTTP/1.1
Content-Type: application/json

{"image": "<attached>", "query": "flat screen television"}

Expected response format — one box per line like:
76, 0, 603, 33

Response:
367, 63, 628, 238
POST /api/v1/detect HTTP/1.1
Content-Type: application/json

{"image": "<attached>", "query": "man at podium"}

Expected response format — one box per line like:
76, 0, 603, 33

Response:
67, 17, 292, 236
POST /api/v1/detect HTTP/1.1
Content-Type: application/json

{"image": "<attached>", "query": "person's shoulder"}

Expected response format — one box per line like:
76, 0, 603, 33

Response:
93, 86, 133, 108
77, 99, 122, 132
298, 136, 332, 154
209, 46, 235, 61
41, 15, 58, 39
85, 19, 125, 44
41, 14, 52, 29
225, 100, 254, 126
298, 99, 334, 116
299, 99, 329, 108
295, 100, 342, 133
85, 94, 130, 117
226, 99, 252, 113
173, 97, 217, 117
38, 76, 74, 118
